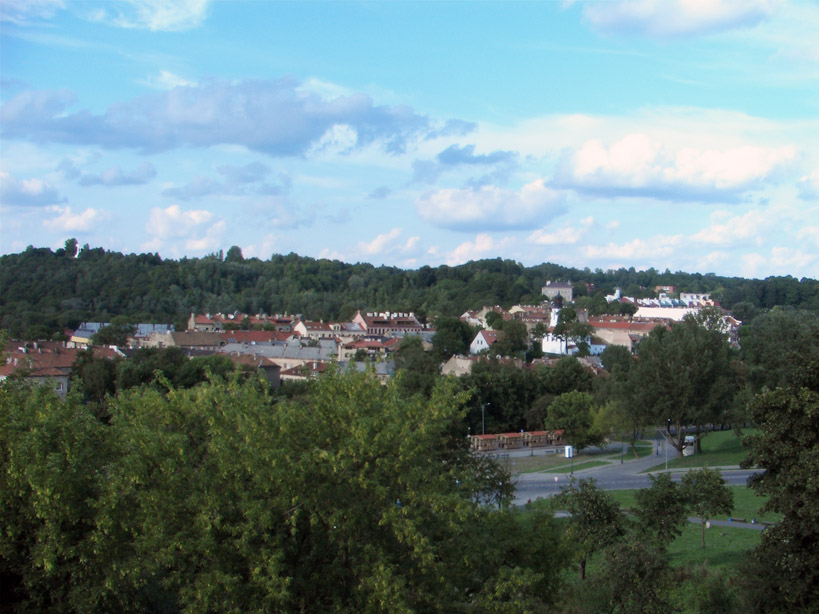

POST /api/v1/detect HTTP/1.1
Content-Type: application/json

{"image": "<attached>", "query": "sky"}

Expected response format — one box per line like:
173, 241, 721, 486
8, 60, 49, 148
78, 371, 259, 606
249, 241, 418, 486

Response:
1, 0, 818, 279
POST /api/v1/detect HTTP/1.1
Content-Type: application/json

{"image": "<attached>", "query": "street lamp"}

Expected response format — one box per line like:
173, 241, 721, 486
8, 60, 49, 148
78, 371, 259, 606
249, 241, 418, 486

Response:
665, 418, 672, 471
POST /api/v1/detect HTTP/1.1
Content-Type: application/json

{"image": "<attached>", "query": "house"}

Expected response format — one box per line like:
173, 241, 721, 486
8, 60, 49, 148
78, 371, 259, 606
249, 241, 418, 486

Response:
223, 353, 282, 387
188, 313, 220, 332
337, 339, 391, 362
219, 330, 293, 345
0, 340, 120, 397
293, 320, 335, 340
469, 434, 499, 452
352, 311, 424, 336
164, 331, 224, 352
219, 339, 337, 371
654, 285, 676, 295
498, 432, 524, 449
280, 361, 329, 381
541, 281, 573, 303
587, 317, 664, 353
469, 330, 500, 355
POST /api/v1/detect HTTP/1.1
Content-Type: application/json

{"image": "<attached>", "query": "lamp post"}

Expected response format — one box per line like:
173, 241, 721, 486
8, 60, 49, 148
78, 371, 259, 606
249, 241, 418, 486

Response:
665, 418, 671, 471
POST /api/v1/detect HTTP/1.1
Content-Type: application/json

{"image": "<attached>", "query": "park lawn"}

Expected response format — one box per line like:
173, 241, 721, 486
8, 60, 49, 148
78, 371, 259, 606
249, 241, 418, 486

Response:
643, 428, 756, 472
510, 448, 613, 474
606, 485, 779, 523
549, 460, 611, 474
604, 441, 654, 461
668, 522, 761, 569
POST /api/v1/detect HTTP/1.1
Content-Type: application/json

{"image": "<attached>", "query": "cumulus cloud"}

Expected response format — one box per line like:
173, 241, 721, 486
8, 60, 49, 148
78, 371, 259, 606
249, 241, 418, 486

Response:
583, 234, 685, 261
553, 133, 798, 202
413, 144, 518, 184
367, 186, 391, 199
162, 162, 288, 200
74, 161, 157, 186
416, 179, 565, 231
358, 228, 404, 255
446, 234, 514, 266
425, 118, 477, 140
528, 225, 588, 246
0, 0, 64, 24
145, 204, 213, 239
138, 70, 196, 90
89, 0, 209, 32
43, 205, 106, 232
690, 209, 768, 246
582, 0, 780, 37
0, 78, 431, 157
797, 169, 819, 200
0, 171, 65, 206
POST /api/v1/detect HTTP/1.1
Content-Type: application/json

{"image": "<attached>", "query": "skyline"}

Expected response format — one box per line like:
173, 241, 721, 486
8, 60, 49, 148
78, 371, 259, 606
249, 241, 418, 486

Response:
1, 0, 818, 279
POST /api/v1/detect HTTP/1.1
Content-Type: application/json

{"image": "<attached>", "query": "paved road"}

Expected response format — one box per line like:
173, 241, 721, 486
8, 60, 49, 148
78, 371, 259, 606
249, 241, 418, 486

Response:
510, 444, 761, 505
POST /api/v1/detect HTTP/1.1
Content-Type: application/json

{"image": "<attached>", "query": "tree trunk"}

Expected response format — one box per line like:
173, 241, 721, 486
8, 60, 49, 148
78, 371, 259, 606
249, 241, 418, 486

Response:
701, 519, 706, 549
580, 557, 587, 580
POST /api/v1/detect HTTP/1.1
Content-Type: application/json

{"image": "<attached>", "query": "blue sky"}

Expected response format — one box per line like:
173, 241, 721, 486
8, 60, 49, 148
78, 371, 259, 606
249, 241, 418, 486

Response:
1, 0, 818, 278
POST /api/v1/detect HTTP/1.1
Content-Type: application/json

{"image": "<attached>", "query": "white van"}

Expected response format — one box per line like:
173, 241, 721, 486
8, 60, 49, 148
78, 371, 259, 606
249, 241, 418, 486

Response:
682, 435, 697, 456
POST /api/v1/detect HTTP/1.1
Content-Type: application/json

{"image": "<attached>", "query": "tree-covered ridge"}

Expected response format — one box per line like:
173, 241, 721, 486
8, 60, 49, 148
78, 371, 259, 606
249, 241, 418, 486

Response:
2, 241, 818, 338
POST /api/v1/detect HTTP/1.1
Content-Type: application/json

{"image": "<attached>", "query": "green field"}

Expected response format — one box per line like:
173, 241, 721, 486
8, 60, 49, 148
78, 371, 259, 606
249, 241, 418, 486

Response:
606, 484, 780, 524
509, 440, 654, 474
643, 429, 755, 472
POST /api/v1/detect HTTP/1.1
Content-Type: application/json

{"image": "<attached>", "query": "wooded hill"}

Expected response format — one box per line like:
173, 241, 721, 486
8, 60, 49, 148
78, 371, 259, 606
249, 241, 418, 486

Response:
2, 240, 817, 338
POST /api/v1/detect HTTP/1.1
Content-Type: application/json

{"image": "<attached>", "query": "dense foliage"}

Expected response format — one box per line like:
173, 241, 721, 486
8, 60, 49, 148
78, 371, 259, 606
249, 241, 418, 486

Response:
0, 370, 568, 613
2, 241, 817, 338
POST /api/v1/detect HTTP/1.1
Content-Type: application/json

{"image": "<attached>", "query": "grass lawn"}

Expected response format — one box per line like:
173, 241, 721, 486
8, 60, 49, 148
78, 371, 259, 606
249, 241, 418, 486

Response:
549, 460, 610, 473
606, 485, 780, 523
643, 428, 755, 472
669, 522, 761, 569
527, 485, 771, 572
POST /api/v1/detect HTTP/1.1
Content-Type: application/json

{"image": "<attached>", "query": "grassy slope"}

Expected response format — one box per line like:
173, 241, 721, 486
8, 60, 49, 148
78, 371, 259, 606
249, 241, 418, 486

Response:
644, 429, 755, 472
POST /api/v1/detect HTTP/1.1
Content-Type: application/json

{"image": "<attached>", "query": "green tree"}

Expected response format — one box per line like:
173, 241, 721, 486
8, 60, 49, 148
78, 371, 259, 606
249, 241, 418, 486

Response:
680, 468, 733, 549
633, 472, 688, 546
552, 307, 593, 356
630, 316, 736, 456
431, 315, 474, 360
738, 361, 819, 612
553, 478, 624, 579
91, 320, 136, 347
545, 391, 604, 451
393, 335, 439, 398
740, 307, 818, 392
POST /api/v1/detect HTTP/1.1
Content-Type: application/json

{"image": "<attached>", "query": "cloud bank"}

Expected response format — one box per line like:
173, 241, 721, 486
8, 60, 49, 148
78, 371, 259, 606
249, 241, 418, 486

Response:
1, 78, 433, 157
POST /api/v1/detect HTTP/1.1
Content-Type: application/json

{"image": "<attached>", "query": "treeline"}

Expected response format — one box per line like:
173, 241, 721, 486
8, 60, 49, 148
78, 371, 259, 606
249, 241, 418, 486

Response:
2, 240, 818, 338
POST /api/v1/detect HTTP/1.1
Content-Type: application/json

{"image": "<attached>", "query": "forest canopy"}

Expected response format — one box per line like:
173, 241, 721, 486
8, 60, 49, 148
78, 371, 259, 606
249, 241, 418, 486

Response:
2, 241, 817, 339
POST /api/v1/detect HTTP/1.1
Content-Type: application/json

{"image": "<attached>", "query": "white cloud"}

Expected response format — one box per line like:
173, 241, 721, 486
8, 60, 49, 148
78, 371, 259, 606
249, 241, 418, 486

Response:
145, 204, 213, 239
584, 234, 685, 261
417, 179, 565, 231
554, 134, 798, 202
690, 209, 768, 246
0, 0, 64, 24
185, 220, 226, 251
359, 228, 403, 255
138, 70, 196, 90
43, 205, 106, 232
582, 0, 780, 37
1, 78, 430, 157
528, 225, 587, 246
77, 162, 157, 186
446, 234, 514, 266
90, 0, 209, 32
797, 226, 819, 247
0, 171, 65, 206
797, 169, 819, 200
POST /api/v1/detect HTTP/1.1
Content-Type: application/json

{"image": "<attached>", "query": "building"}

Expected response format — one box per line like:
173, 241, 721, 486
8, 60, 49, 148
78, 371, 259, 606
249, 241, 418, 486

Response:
541, 281, 573, 303
352, 311, 424, 336
469, 330, 500, 355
